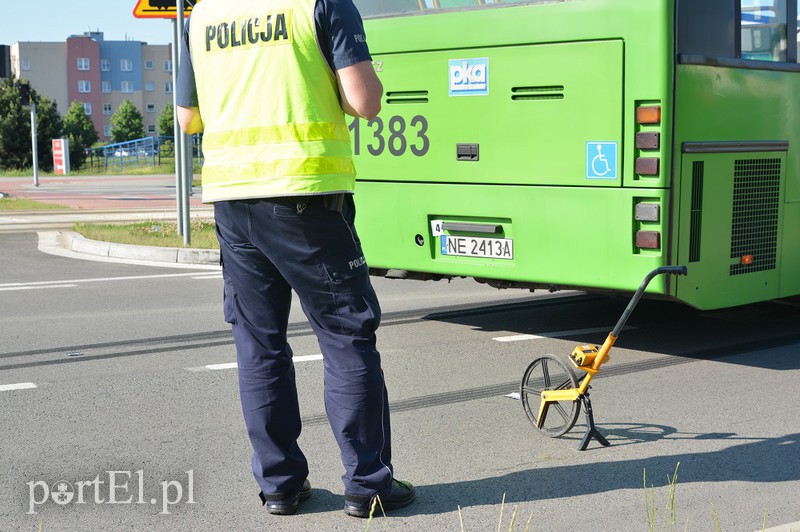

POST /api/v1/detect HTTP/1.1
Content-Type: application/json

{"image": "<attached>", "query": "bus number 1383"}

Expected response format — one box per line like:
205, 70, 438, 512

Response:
348, 115, 430, 157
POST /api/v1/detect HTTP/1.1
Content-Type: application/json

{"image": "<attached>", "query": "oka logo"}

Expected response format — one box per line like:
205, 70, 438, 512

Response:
449, 58, 489, 96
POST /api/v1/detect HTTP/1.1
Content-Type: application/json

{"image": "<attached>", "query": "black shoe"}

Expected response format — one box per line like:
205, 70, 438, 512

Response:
344, 479, 415, 518
260, 479, 312, 515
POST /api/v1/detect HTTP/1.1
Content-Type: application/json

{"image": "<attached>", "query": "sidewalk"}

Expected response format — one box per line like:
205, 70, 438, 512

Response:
0, 174, 206, 210
1, 174, 218, 267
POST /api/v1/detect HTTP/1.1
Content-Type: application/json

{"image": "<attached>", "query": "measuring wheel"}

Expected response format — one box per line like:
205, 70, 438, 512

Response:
520, 354, 580, 437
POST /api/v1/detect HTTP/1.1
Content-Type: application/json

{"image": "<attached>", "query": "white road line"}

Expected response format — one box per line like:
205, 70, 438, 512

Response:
0, 284, 78, 292
505, 392, 521, 400
762, 521, 800, 531
186, 354, 323, 372
493, 326, 634, 342
205, 362, 238, 371
191, 274, 223, 280
0, 382, 37, 392
0, 271, 219, 290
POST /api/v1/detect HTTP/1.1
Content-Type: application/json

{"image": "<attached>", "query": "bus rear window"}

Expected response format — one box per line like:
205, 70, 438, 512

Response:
353, 0, 565, 19
740, 0, 789, 61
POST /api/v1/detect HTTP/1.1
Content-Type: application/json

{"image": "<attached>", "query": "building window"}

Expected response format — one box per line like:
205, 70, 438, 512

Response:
145, 81, 155, 92
165, 81, 173, 93
103, 103, 112, 115
83, 103, 92, 115
101, 59, 111, 72
77, 57, 90, 70
103, 125, 111, 138
146, 103, 156, 113
21, 58, 31, 71
164, 60, 173, 72
147, 124, 157, 134
144, 60, 154, 70
121, 59, 133, 72
121, 81, 134, 93
101, 81, 111, 93
78, 80, 91, 93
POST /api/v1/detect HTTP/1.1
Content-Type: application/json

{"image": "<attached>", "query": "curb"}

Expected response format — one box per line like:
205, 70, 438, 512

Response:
61, 231, 220, 266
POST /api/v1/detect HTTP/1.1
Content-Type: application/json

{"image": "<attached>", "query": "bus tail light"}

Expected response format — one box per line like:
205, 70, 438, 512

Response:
636, 230, 660, 249
636, 106, 661, 125
635, 132, 660, 150
635, 157, 660, 176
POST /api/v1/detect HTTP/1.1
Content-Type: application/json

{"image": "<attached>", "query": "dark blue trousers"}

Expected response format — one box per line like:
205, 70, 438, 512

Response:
214, 195, 393, 499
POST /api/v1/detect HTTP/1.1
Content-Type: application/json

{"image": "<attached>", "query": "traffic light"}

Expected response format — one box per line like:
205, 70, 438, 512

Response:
19, 82, 31, 106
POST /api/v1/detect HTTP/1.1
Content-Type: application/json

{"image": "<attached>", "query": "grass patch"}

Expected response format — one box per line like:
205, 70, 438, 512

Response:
645, 463, 681, 532
0, 169, 36, 178
0, 162, 202, 178
0, 197, 70, 210
73, 219, 219, 249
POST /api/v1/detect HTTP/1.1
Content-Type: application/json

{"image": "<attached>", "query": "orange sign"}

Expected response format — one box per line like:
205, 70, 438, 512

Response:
133, 0, 199, 19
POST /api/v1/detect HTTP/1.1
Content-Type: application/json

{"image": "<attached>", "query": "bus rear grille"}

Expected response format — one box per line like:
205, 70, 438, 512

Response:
689, 161, 704, 263
386, 91, 429, 104
729, 158, 781, 276
511, 85, 564, 101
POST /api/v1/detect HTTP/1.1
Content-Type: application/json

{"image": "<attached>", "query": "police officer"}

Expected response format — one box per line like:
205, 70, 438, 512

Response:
176, 0, 415, 518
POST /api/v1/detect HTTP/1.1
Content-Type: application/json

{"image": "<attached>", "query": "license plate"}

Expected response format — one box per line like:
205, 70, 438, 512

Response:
440, 235, 513, 260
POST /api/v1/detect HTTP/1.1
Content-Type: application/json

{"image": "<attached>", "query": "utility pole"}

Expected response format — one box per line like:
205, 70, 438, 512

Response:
177, 0, 191, 246
134, 0, 197, 243
171, 13, 189, 244
30, 102, 39, 188
19, 81, 39, 187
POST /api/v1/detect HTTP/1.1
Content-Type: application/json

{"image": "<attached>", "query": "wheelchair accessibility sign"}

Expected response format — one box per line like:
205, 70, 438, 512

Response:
586, 142, 618, 179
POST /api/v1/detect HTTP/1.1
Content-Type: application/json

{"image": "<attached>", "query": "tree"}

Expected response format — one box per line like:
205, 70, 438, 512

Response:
157, 103, 178, 157
110, 100, 145, 143
0, 77, 33, 170
34, 95, 64, 172
158, 103, 175, 138
63, 101, 99, 170
0, 77, 63, 171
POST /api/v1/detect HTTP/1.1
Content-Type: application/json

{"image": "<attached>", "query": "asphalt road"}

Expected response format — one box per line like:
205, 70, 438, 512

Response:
1, 220, 799, 530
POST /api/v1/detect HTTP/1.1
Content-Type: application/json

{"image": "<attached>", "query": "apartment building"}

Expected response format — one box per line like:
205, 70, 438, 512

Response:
9, 32, 173, 141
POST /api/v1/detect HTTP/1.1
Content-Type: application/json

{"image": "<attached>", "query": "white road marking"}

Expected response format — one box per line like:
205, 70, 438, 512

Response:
0, 284, 78, 292
762, 521, 800, 531
205, 362, 238, 371
186, 354, 323, 372
505, 392, 521, 400
191, 274, 223, 280
0, 271, 219, 291
493, 326, 634, 342
0, 382, 37, 392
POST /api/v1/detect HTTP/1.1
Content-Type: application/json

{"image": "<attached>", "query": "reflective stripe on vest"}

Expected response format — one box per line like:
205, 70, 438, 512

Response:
188, 0, 355, 202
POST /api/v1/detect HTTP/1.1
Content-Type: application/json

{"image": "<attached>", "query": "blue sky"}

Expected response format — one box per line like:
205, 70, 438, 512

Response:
0, 0, 179, 46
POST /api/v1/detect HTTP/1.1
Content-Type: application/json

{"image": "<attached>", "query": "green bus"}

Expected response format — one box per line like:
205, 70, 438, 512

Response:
349, 0, 800, 310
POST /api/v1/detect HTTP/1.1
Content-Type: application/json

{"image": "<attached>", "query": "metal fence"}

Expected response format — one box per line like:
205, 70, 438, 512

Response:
82, 136, 203, 171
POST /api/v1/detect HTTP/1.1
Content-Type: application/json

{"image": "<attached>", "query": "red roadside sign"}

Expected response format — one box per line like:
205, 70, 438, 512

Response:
52, 139, 70, 175
133, 0, 199, 19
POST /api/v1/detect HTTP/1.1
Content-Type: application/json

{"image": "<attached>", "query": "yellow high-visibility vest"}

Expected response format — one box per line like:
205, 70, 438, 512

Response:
189, 0, 355, 203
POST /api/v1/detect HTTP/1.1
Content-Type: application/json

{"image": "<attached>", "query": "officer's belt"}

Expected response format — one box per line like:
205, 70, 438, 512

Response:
269, 194, 345, 212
